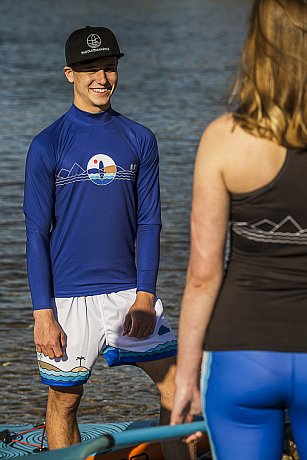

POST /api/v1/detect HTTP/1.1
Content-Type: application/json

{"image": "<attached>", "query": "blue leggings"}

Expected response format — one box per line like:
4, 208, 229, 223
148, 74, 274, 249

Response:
203, 351, 307, 460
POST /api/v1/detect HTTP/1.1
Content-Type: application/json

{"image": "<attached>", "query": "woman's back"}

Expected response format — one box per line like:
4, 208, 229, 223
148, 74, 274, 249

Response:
204, 114, 307, 351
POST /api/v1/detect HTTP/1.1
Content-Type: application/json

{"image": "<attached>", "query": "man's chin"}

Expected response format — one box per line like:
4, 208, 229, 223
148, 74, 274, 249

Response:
91, 99, 111, 112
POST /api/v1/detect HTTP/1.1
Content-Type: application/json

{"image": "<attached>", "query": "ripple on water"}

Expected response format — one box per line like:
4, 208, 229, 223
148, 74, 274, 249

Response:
0, 0, 250, 423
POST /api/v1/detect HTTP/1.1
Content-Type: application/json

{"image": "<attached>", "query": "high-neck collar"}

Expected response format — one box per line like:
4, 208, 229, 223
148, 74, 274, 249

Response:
67, 104, 115, 126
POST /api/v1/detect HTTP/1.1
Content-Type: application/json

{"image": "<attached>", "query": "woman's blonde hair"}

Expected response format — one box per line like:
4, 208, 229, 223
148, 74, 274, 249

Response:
230, 0, 307, 148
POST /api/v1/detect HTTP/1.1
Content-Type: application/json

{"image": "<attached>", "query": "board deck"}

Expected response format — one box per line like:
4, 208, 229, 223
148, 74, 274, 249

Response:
0, 421, 164, 459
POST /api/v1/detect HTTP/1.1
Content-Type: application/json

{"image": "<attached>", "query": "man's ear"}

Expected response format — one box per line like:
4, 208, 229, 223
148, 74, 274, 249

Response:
64, 67, 74, 83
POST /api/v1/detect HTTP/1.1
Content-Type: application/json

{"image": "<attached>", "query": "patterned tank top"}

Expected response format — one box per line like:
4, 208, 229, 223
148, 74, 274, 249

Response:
205, 148, 307, 352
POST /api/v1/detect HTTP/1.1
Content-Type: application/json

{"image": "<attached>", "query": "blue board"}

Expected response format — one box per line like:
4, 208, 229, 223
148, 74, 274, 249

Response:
0, 420, 156, 458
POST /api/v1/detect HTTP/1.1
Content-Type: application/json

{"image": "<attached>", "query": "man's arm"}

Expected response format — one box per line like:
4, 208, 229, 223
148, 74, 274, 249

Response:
24, 137, 65, 357
123, 132, 161, 338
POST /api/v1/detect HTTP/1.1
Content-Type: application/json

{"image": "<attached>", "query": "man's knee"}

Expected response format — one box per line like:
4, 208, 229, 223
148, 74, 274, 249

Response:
48, 385, 83, 415
138, 357, 177, 404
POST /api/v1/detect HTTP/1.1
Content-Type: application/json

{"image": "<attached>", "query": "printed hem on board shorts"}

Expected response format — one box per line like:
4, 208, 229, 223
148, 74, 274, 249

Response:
103, 340, 178, 367
40, 376, 90, 387
38, 361, 91, 387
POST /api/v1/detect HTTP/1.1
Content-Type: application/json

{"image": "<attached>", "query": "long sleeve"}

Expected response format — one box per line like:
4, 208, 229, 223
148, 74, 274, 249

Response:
136, 134, 162, 295
23, 137, 56, 310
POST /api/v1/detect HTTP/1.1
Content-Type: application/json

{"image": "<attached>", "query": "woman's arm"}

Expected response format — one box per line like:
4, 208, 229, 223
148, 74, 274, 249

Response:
171, 118, 230, 427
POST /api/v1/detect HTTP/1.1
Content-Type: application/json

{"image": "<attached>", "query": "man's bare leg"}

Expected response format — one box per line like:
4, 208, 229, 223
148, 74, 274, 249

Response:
137, 357, 196, 460
46, 385, 83, 449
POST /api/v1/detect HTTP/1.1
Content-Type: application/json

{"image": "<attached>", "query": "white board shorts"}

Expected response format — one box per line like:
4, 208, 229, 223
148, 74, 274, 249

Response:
37, 289, 177, 387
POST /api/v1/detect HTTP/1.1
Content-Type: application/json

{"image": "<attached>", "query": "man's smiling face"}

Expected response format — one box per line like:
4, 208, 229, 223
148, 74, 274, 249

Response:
64, 56, 118, 113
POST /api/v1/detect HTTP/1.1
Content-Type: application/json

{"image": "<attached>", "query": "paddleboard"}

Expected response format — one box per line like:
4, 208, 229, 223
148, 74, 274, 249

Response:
0, 421, 210, 459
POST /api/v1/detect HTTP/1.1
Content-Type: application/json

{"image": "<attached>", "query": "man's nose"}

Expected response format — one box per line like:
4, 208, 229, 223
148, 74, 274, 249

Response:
96, 70, 107, 83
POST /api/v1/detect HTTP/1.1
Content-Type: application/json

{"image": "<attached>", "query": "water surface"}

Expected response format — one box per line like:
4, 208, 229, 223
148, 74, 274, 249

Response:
0, 0, 250, 424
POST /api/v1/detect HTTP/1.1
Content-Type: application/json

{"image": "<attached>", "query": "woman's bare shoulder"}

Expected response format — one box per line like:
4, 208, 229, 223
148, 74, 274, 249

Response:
199, 113, 286, 193
200, 114, 287, 194
200, 113, 273, 158
202, 113, 248, 144
197, 113, 245, 164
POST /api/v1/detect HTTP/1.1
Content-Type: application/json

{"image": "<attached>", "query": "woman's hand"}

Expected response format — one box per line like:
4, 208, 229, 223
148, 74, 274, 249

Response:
170, 381, 204, 443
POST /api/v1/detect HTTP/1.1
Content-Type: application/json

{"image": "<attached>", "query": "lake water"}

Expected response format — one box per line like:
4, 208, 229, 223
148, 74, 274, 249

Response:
0, 0, 251, 424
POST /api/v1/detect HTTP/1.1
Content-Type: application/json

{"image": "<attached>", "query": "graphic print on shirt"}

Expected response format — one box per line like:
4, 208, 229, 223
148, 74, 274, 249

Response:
233, 215, 307, 244
55, 154, 137, 187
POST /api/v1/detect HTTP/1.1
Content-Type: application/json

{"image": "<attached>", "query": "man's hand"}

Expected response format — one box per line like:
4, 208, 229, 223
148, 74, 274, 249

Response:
122, 291, 156, 339
33, 309, 66, 359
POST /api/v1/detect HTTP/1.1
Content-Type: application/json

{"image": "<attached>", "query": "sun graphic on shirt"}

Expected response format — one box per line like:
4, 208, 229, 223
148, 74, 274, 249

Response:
87, 154, 117, 185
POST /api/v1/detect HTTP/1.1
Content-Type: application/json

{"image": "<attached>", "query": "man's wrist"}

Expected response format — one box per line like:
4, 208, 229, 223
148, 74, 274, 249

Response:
135, 291, 155, 307
136, 290, 155, 299
33, 308, 53, 319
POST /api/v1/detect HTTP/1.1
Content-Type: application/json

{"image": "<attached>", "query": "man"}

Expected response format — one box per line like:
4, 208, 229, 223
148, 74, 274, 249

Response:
23, 26, 194, 459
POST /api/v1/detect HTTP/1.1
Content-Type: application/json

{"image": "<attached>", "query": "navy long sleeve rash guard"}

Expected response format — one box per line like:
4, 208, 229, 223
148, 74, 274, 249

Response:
24, 105, 161, 310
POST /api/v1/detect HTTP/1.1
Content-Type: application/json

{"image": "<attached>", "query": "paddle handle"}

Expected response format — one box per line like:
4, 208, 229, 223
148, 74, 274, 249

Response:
113, 421, 206, 448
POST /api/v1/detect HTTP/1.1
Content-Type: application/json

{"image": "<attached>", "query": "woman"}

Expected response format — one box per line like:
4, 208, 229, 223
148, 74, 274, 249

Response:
171, 1, 307, 459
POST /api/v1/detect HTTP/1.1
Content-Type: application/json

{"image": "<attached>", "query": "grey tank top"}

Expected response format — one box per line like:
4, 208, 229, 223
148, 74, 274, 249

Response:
205, 147, 307, 352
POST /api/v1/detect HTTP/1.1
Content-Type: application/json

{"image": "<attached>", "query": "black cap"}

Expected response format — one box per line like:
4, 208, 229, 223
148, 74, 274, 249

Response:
65, 26, 124, 67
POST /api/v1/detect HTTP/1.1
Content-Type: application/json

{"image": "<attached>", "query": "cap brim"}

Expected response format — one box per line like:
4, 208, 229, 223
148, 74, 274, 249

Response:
67, 52, 124, 68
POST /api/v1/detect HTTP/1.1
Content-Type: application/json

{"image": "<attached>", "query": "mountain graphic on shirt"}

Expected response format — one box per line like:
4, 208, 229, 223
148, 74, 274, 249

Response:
57, 163, 86, 178
56, 160, 137, 187
233, 216, 307, 245
252, 216, 307, 234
